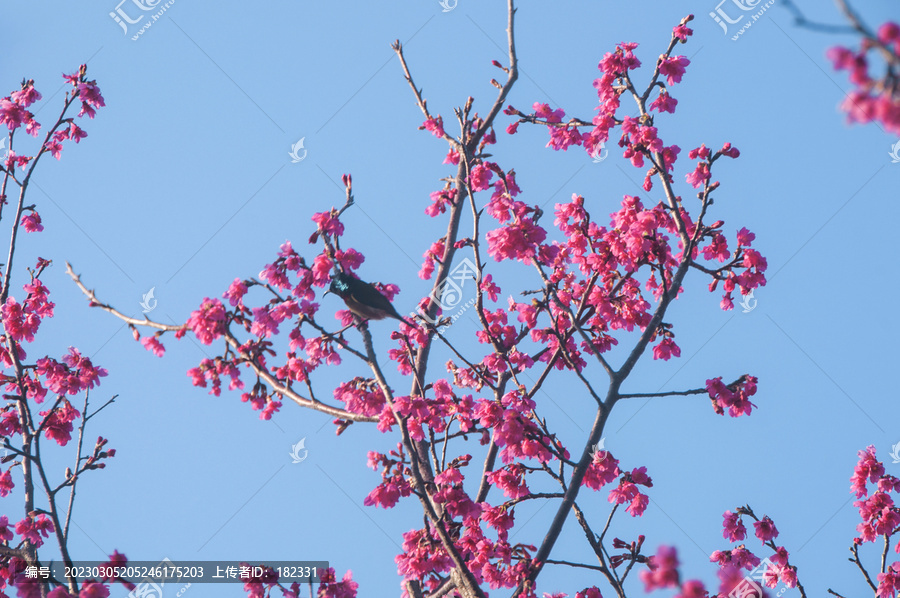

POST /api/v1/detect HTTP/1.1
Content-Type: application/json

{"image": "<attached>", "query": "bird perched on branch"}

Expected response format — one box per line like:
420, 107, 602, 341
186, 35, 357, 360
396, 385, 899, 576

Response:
327, 272, 406, 323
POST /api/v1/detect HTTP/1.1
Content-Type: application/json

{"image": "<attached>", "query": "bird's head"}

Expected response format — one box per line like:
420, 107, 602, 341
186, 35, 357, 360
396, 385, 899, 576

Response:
327, 272, 354, 297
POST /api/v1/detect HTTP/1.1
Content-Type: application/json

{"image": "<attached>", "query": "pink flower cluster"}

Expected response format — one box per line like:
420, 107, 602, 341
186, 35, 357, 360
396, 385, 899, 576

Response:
317, 568, 358, 598
494, 26, 766, 384
0, 80, 41, 137
178, 231, 376, 420
712, 509, 798, 593
187, 357, 243, 397
186, 297, 227, 345
705, 375, 758, 417
28, 347, 107, 414
1, 66, 104, 170
850, 446, 900, 553
14, 514, 54, 548
827, 21, 900, 134
364, 445, 413, 509
475, 388, 553, 464
1, 279, 55, 344
581, 450, 653, 517
473, 163, 546, 264
38, 400, 81, 446
396, 511, 534, 594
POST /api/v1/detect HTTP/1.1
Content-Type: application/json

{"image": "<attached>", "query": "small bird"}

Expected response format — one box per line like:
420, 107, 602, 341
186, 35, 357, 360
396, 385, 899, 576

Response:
327, 272, 405, 323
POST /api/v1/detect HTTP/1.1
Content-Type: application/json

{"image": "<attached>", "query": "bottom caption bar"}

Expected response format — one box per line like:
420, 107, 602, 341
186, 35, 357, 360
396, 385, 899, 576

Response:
26, 561, 329, 584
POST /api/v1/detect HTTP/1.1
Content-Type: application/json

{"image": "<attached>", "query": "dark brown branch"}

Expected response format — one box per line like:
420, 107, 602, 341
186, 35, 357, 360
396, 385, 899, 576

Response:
619, 386, 713, 399
471, 1, 519, 141
850, 543, 879, 592
779, 0, 855, 33
542, 559, 607, 572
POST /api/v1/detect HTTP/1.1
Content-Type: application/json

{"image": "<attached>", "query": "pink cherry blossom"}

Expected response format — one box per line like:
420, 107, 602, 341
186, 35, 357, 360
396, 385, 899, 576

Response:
685, 161, 710, 188
673, 18, 694, 42
140, 336, 165, 357
827, 20, 900, 134
39, 400, 81, 446
658, 56, 690, 86
10, 82, 41, 108
15, 514, 54, 547
469, 163, 494, 191
675, 580, 706, 598
652, 338, 681, 361
423, 116, 445, 137
851, 445, 884, 498
0, 98, 28, 131
223, 278, 249, 307
21, 212, 43, 233
62, 347, 108, 391
486, 464, 529, 499
426, 188, 456, 218
78, 582, 110, 598
312, 210, 345, 237
649, 90, 678, 113
486, 219, 547, 263
877, 563, 900, 598
0, 516, 13, 542
533, 102, 564, 123
76, 81, 105, 110
0, 470, 14, 497
1, 297, 41, 342
722, 510, 747, 542
480, 274, 500, 302
702, 234, 729, 262
640, 545, 680, 591
318, 569, 359, 598
187, 298, 227, 345
753, 516, 779, 542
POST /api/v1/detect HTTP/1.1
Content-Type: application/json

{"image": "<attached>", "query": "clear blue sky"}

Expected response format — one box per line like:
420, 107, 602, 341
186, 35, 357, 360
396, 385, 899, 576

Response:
2, 1, 898, 596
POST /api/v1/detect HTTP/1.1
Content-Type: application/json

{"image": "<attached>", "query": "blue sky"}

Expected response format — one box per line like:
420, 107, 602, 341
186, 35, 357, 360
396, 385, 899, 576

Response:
2, 1, 899, 596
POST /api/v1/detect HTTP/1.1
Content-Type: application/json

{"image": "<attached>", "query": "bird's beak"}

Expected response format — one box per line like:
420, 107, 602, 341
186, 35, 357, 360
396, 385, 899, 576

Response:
324, 289, 332, 296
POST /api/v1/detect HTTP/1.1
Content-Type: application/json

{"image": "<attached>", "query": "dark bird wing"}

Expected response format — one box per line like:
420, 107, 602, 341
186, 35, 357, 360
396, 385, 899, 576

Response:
344, 279, 405, 322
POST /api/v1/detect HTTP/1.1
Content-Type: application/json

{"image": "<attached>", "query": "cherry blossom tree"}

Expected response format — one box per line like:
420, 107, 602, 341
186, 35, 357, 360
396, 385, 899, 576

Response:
0, 66, 127, 597
67, 5, 771, 596
1, 1, 896, 597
